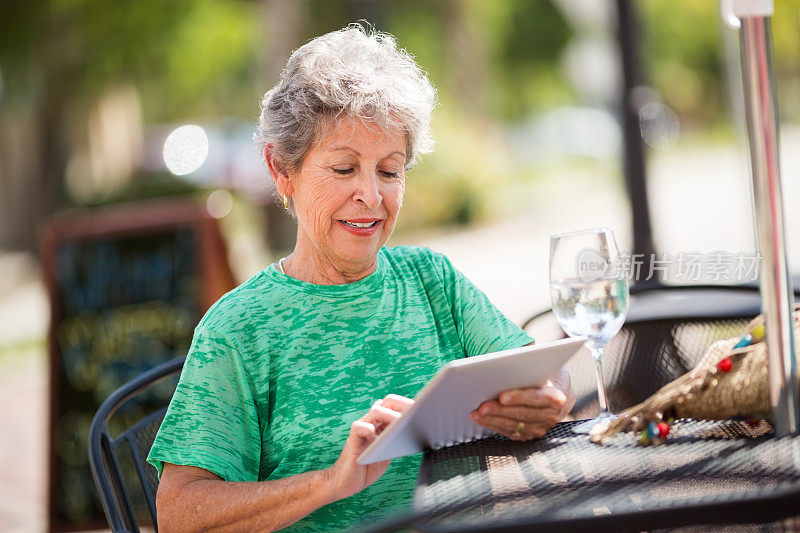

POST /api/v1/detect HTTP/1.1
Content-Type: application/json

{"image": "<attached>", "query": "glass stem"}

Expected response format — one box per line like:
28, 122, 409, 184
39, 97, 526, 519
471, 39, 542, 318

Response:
590, 344, 610, 415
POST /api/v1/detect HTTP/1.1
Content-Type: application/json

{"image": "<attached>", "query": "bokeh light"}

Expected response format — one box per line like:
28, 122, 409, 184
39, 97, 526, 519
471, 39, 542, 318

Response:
206, 189, 234, 219
639, 102, 680, 151
163, 125, 209, 175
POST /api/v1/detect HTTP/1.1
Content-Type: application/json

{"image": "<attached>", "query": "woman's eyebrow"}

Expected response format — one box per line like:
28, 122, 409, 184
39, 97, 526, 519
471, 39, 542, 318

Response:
326, 146, 359, 154
326, 145, 406, 159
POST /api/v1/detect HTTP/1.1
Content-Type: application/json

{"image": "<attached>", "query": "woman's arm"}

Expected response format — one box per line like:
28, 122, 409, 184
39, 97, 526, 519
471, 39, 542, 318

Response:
157, 463, 333, 533
156, 394, 413, 532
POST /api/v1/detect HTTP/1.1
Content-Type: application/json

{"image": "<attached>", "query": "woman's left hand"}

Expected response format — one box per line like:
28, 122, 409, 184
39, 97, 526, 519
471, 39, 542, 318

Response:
471, 380, 569, 441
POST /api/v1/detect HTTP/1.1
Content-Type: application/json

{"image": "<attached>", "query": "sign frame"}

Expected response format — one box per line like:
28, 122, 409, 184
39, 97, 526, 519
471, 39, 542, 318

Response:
40, 198, 235, 532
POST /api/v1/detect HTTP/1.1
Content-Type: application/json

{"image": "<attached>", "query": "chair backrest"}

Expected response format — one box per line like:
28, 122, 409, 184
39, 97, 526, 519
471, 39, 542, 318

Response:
88, 356, 185, 532
523, 283, 800, 418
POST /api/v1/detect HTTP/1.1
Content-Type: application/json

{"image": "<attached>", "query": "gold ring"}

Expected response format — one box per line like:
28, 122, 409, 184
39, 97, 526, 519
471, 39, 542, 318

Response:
513, 420, 525, 437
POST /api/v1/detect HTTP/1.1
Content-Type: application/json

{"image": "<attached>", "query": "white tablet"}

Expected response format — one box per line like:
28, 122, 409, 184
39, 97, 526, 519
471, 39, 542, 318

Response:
357, 336, 586, 465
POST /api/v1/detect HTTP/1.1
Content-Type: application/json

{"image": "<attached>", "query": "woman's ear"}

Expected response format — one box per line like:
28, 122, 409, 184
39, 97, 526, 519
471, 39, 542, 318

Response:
264, 145, 294, 198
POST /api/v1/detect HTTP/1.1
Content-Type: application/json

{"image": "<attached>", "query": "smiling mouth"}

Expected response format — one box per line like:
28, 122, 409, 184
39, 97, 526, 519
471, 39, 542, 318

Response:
339, 220, 380, 228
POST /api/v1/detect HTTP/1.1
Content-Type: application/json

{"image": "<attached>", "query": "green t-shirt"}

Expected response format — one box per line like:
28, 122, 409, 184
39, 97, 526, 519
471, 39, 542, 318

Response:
148, 245, 533, 532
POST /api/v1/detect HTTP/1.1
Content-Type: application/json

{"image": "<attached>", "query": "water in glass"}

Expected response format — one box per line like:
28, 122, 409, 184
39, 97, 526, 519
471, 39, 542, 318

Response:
550, 277, 628, 350
549, 228, 628, 434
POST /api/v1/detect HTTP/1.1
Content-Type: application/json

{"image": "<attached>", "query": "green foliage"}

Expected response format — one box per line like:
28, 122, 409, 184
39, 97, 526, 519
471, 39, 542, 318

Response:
0, 1, 46, 108
1, 0, 259, 120
387, 0, 574, 120
157, 1, 259, 121
641, 0, 800, 125
7, 0, 800, 235
492, 0, 574, 118
639, 0, 725, 126
397, 109, 520, 231
386, 1, 447, 90
307, 0, 369, 39
6, 0, 800, 132
52, 0, 190, 93
771, 0, 800, 120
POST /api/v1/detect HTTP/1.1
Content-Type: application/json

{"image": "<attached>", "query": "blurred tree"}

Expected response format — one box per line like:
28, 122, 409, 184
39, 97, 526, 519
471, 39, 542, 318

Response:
6, 0, 796, 256
0, 0, 259, 253
386, 0, 574, 120
1, 0, 64, 252
641, 0, 800, 128
639, 1, 724, 128
259, 0, 308, 253
770, 0, 800, 121
440, 0, 491, 114
493, 0, 574, 118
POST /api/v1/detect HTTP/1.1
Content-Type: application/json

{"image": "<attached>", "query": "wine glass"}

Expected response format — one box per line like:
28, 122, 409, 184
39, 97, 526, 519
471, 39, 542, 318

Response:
549, 228, 629, 434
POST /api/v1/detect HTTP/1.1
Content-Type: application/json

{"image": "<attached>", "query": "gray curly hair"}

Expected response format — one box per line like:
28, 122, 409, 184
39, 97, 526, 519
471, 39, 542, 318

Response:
254, 24, 437, 174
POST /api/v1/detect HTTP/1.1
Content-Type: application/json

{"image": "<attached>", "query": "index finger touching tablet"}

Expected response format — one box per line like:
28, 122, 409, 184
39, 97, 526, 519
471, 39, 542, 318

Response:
362, 402, 402, 430
382, 394, 414, 412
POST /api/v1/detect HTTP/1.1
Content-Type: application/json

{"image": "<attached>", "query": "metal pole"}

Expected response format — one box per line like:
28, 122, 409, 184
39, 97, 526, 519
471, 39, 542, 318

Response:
615, 0, 656, 281
733, 0, 798, 436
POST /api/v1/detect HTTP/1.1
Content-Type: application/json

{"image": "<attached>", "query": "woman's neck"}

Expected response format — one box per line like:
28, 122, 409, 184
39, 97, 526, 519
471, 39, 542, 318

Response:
280, 235, 378, 285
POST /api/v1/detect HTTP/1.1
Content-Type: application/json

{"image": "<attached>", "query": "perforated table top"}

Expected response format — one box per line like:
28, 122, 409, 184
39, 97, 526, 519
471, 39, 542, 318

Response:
408, 419, 800, 532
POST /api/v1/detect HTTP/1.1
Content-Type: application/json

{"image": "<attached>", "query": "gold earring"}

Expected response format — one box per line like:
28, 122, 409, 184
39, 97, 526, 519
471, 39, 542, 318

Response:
283, 194, 289, 209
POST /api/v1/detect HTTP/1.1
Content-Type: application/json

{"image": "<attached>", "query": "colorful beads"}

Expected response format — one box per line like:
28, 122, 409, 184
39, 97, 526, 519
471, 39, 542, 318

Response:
638, 420, 672, 446
717, 357, 733, 373
751, 324, 765, 341
745, 417, 761, 428
734, 334, 752, 349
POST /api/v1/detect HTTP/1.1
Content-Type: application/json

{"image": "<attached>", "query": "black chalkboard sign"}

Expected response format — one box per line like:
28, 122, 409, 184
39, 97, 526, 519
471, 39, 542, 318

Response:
41, 199, 235, 531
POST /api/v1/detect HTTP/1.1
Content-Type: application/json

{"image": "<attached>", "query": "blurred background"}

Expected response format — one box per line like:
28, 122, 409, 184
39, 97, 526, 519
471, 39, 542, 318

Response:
2, 0, 800, 531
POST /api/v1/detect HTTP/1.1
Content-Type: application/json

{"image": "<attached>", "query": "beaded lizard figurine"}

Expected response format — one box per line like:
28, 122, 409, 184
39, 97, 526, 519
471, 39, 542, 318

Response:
590, 305, 800, 445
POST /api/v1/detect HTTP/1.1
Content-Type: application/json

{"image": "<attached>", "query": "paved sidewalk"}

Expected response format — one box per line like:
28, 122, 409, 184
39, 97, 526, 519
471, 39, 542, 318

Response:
0, 253, 48, 533
0, 347, 47, 533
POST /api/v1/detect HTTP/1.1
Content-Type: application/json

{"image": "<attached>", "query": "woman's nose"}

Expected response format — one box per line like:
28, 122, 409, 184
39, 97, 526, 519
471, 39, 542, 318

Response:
353, 171, 383, 209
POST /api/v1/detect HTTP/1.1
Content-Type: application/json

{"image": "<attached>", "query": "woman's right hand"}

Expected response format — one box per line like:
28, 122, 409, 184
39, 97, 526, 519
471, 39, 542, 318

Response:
325, 394, 414, 501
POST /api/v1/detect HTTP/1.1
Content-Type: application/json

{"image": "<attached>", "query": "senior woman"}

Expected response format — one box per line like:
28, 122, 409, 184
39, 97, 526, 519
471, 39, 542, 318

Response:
148, 25, 574, 532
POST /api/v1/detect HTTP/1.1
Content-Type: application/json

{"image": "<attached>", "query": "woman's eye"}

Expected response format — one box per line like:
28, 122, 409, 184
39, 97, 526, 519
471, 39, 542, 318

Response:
332, 167, 354, 175
380, 170, 400, 178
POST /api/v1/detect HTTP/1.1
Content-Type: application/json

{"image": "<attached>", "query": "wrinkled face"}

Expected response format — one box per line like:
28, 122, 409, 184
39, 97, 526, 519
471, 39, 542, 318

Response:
288, 117, 406, 272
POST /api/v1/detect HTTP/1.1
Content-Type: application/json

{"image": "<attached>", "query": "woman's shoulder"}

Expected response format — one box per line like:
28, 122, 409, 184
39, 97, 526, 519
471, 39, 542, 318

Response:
382, 245, 454, 277
195, 270, 277, 333
382, 244, 448, 266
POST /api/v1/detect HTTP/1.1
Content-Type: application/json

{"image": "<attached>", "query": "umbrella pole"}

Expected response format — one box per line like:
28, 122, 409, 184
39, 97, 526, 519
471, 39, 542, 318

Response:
615, 0, 656, 279
733, 0, 798, 436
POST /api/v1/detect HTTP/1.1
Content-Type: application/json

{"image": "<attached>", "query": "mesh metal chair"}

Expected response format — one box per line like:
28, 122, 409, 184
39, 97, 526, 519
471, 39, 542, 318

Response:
88, 356, 185, 532
522, 282, 800, 419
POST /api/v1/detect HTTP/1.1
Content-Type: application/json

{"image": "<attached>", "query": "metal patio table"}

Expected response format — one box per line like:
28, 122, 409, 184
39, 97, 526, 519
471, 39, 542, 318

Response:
404, 419, 800, 532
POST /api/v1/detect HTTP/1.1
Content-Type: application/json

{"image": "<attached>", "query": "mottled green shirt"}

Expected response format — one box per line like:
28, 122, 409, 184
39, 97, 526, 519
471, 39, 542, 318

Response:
148, 246, 533, 531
